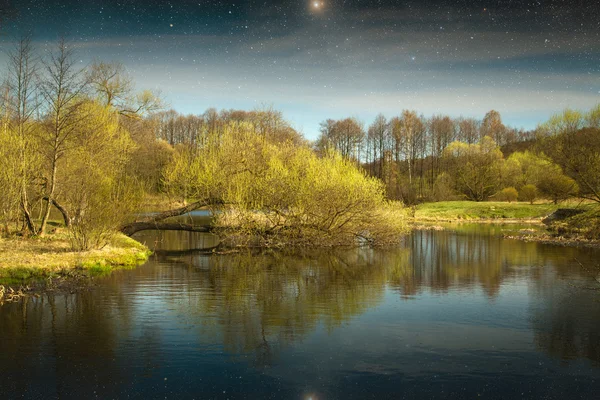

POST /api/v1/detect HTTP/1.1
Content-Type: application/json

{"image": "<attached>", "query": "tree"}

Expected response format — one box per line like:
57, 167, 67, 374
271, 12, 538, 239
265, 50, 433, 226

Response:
3, 35, 40, 233
429, 114, 456, 190
519, 184, 537, 204
498, 187, 518, 203
443, 137, 504, 201
156, 121, 406, 246
456, 117, 480, 144
390, 110, 425, 201
543, 128, 600, 203
585, 104, 600, 128
481, 110, 507, 146
0, 85, 21, 233
367, 114, 388, 179
505, 151, 577, 204
87, 61, 162, 119
537, 175, 578, 204
37, 39, 89, 235
537, 108, 584, 137
62, 101, 141, 249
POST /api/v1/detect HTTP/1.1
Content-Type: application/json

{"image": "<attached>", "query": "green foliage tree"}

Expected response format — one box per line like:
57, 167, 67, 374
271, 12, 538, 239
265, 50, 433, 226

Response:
586, 104, 600, 128
519, 184, 537, 204
537, 108, 584, 137
442, 136, 504, 201
542, 127, 600, 203
498, 187, 518, 203
3, 35, 40, 234
0, 105, 21, 233
537, 174, 578, 204
506, 150, 577, 203
61, 101, 142, 249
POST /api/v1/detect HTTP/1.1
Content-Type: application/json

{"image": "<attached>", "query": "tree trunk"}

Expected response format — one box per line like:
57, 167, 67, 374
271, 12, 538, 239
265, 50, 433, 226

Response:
20, 188, 36, 234
121, 222, 213, 237
39, 156, 57, 235
120, 198, 222, 236
42, 197, 71, 227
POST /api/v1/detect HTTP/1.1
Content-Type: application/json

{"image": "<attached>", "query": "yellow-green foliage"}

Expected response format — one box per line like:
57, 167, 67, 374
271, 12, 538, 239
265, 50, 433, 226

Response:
498, 187, 518, 203
0, 123, 21, 228
519, 184, 538, 204
442, 136, 504, 201
60, 101, 143, 250
163, 122, 408, 246
506, 151, 577, 202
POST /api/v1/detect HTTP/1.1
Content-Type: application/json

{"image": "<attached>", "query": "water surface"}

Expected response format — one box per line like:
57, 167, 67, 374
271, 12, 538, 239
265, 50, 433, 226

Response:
1, 225, 599, 399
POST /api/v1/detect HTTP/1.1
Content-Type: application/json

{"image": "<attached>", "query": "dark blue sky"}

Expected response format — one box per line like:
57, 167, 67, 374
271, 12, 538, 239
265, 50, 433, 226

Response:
2, 0, 599, 138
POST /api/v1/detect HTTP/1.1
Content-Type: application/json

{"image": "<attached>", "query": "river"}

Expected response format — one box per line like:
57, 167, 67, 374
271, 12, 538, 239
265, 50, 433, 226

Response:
1, 224, 599, 399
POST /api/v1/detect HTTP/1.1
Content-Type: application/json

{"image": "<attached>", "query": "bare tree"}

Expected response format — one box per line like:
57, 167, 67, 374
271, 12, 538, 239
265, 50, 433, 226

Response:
456, 117, 480, 145
481, 110, 507, 145
367, 114, 388, 179
87, 60, 162, 119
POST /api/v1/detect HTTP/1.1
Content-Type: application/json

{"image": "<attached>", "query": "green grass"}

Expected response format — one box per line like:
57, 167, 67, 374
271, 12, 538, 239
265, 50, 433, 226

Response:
0, 231, 151, 283
414, 201, 561, 221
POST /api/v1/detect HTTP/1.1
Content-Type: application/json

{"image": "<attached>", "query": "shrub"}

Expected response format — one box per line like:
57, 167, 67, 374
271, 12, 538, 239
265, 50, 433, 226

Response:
497, 187, 518, 203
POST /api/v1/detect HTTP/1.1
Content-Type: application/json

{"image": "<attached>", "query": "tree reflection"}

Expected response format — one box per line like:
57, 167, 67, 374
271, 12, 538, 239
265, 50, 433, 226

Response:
1, 226, 599, 387
170, 248, 394, 366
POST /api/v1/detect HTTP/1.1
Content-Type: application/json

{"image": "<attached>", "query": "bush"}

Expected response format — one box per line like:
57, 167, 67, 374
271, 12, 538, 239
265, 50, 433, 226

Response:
433, 173, 456, 202
519, 184, 538, 204
497, 187, 518, 203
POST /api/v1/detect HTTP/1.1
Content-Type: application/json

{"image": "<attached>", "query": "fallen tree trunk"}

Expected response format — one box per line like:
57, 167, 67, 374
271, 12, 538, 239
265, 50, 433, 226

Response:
120, 222, 214, 237
120, 198, 223, 236
137, 198, 222, 223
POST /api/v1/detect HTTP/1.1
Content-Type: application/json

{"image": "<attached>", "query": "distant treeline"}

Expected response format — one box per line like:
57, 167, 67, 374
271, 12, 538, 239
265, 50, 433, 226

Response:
148, 105, 600, 205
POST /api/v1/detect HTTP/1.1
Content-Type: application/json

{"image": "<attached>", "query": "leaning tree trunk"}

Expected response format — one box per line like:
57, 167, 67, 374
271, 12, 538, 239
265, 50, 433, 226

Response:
120, 222, 213, 237
119, 198, 223, 236
20, 188, 36, 234
39, 156, 58, 236
42, 197, 71, 227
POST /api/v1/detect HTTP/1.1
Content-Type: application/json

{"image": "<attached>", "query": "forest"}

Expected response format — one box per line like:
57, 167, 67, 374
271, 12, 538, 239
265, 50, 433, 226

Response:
1, 37, 600, 252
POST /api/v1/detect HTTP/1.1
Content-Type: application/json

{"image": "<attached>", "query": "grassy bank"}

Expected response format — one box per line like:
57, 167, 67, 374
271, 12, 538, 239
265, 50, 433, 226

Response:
413, 201, 560, 222
0, 232, 151, 284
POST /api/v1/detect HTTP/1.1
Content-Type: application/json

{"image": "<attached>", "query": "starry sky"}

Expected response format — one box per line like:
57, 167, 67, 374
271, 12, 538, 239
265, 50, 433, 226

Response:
1, 0, 599, 138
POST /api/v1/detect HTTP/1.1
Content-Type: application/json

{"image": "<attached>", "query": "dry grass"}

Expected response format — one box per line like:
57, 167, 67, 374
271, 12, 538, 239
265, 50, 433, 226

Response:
414, 201, 562, 222
0, 231, 151, 282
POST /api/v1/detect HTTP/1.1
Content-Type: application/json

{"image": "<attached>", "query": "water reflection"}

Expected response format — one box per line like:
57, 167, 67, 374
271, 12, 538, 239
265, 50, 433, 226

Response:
1, 226, 599, 399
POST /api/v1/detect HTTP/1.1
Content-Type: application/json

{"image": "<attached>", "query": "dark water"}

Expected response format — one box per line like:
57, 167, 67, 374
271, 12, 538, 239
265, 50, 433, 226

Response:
1, 224, 600, 399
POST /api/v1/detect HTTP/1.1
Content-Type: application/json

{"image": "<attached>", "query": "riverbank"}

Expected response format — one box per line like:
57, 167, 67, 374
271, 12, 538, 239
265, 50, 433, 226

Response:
413, 201, 560, 222
0, 232, 151, 284
503, 232, 600, 249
